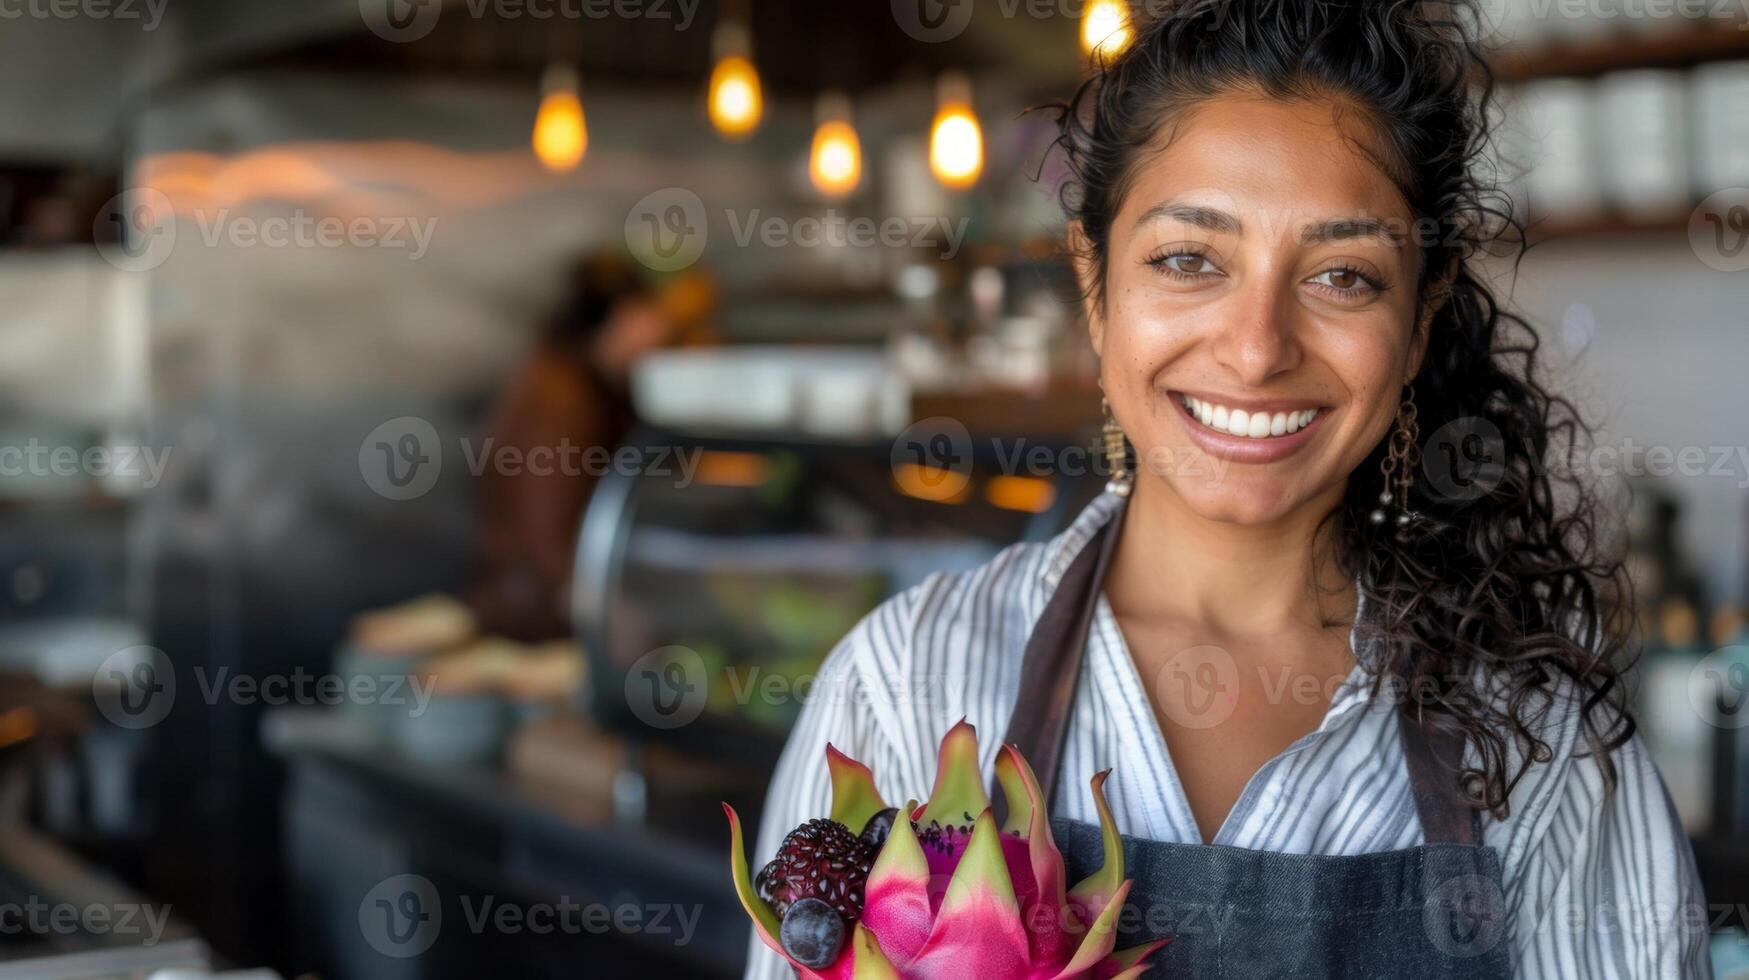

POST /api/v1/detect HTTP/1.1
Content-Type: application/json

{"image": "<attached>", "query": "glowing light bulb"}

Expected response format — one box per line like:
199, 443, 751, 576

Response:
1081, 0, 1132, 57
929, 74, 983, 190
809, 93, 861, 198
709, 56, 763, 140
708, 22, 763, 140
533, 65, 587, 173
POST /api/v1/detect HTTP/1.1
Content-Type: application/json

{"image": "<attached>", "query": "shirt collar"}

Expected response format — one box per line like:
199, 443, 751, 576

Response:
1039, 489, 1126, 590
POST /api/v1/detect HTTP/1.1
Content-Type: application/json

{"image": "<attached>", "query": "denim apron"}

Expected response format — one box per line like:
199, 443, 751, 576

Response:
996, 498, 1513, 978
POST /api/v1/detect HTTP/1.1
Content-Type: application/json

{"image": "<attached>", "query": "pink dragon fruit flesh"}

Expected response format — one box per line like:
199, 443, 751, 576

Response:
724, 720, 1167, 978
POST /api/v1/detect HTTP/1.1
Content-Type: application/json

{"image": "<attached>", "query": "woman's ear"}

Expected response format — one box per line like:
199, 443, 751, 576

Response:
1067, 221, 1106, 356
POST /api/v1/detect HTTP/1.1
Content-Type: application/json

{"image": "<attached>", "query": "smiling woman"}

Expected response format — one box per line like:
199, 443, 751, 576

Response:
746, 2, 1710, 979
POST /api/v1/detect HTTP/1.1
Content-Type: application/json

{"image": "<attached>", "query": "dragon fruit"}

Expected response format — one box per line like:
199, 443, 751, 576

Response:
724, 720, 1166, 979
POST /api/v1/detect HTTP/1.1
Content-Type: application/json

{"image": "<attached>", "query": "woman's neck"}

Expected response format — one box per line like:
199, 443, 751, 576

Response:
1104, 476, 1356, 639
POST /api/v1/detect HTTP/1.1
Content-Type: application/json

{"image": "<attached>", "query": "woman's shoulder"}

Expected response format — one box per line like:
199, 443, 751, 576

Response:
1486, 667, 1676, 863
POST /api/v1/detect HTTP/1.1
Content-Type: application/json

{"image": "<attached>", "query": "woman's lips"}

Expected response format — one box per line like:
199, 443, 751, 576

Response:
1166, 389, 1330, 465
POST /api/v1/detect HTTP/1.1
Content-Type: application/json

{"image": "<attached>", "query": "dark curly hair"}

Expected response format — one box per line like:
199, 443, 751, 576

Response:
1046, 0, 1635, 816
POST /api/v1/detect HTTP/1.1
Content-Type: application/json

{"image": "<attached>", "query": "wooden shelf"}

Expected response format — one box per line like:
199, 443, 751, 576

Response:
1490, 21, 1749, 83
1507, 208, 1692, 244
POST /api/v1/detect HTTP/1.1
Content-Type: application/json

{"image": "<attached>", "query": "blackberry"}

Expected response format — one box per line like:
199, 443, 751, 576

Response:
755, 818, 872, 921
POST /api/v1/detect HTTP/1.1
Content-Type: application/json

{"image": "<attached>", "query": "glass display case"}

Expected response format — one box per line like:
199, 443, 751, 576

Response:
572, 426, 1103, 767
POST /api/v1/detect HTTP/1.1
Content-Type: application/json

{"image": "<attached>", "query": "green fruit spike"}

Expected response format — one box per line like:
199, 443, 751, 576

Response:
917, 719, 989, 828
994, 742, 1039, 836
1067, 770, 1125, 921
827, 744, 889, 832
722, 804, 782, 941
849, 923, 901, 980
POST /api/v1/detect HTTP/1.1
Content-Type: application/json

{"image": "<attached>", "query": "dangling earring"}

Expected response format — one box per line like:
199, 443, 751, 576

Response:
1102, 396, 1133, 497
1370, 388, 1420, 531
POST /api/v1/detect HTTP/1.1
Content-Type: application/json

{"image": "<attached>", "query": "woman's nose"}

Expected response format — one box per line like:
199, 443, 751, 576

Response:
1208, 277, 1302, 386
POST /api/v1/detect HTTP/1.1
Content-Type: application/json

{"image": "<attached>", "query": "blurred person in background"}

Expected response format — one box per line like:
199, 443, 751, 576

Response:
466, 251, 687, 642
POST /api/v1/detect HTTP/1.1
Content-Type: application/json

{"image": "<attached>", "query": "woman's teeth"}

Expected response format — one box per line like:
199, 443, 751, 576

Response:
1180, 395, 1319, 439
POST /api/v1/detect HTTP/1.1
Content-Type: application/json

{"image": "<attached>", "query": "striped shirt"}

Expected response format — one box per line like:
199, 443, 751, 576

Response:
747, 490, 1711, 979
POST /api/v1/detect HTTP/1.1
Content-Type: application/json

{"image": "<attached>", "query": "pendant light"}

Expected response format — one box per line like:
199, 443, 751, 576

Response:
809, 91, 862, 198
1081, 0, 1133, 57
708, 20, 764, 140
929, 72, 983, 191
533, 64, 587, 173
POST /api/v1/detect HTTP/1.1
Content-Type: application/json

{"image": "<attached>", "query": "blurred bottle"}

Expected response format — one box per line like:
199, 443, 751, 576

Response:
1640, 596, 1711, 833
1707, 604, 1749, 837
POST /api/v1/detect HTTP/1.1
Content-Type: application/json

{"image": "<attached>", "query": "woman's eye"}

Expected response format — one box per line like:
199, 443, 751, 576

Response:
1307, 266, 1381, 298
1151, 252, 1217, 277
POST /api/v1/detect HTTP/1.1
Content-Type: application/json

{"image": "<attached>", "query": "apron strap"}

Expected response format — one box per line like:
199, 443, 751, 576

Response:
1397, 710, 1482, 846
995, 498, 1128, 822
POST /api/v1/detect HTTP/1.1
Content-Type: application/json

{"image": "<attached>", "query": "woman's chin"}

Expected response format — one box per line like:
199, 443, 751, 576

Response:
1150, 474, 1311, 528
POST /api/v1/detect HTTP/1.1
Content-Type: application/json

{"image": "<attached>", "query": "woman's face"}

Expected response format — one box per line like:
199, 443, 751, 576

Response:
1083, 91, 1430, 527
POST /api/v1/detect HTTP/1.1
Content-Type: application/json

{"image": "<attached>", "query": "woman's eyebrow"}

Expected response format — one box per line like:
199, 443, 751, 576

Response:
1133, 204, 1406, 253
1299, 217, 1406, 251
1133, 201, 1241, 234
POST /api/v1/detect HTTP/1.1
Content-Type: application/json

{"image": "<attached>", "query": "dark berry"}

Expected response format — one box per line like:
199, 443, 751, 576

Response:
859, 808, 900, 850
780, 897, 845, 969
754, 818, 872, 921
